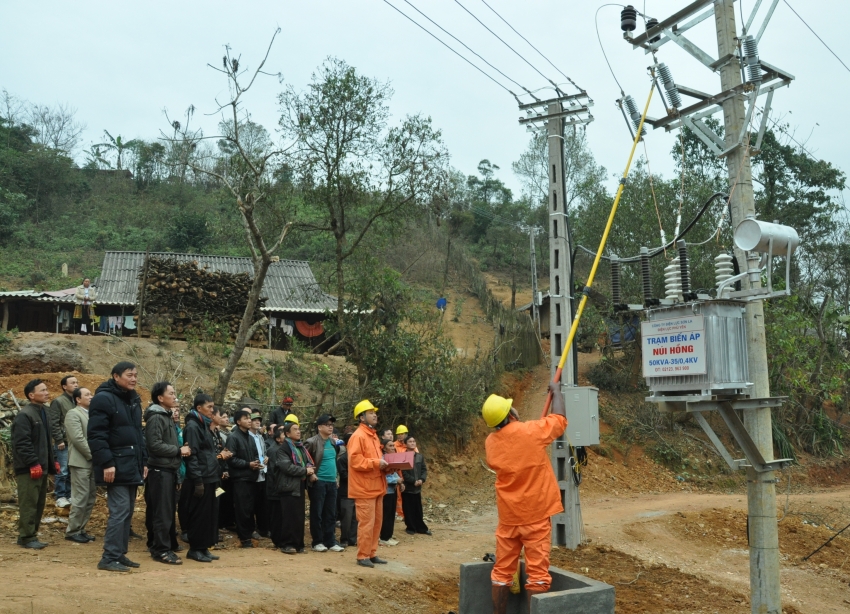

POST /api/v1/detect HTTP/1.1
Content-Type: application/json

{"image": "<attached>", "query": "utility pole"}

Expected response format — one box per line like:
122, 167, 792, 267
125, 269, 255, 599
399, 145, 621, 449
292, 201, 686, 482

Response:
529, 228, 539, 336
714, 2, 781, 611
622, 1, 791, 610
518, 91, 593, 549
548, 102, 581, 548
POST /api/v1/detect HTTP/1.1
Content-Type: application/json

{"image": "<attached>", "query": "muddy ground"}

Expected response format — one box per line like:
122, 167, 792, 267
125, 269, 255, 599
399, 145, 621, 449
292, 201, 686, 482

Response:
0, 339, 847, 612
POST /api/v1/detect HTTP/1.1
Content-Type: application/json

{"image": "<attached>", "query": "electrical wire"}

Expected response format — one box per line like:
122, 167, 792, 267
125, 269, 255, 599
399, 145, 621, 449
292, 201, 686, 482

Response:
595, 3, 627, 96
381, 0, 519, 96
478, 0, 585, 92
399, 0, 535, 97
782, 0, 850, 75
641, 139, 667, 255
575, 192, 729, 263
453, 0, 556, 88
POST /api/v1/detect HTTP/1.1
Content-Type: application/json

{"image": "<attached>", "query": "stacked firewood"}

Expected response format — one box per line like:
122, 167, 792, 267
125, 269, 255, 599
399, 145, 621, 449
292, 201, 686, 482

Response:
0, 391, 20, 429
137, 256, 266, 340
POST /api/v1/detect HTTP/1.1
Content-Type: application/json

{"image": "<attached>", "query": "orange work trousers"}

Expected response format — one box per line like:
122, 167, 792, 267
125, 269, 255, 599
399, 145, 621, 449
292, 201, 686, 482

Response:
491, 518, 552, 591
354, 496, 384, 560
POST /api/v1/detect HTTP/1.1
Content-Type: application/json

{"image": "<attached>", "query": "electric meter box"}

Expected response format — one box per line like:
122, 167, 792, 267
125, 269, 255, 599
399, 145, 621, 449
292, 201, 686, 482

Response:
562, 385, 599, 446
643, 300, 751, 399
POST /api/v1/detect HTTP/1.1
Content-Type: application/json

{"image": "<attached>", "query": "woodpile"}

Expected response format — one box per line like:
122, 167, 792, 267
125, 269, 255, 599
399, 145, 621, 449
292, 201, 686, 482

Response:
0, 390, 21, 429
137, 256, 266, 340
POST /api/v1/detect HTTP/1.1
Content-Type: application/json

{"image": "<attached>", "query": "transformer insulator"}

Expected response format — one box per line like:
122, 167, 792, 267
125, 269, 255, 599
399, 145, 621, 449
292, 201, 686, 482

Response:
657, 63, 682, 109
610, 259, 622, 306
741, 35, 762, 83
623, 95, 647, 138
677, 240, 691, 295
621, 5, 637, 32
664, 258, 682, 301
640, 247, 653, 305
715, 253, 734, 298
646, 17, 661, 43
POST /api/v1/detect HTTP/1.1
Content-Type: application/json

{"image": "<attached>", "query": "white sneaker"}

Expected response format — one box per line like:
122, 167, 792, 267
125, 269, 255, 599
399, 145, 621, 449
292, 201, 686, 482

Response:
387, 538, 399, 546
378, 539, 390, 546
56, 498, 70, 508
328, 544, 345, 552
312, 544, 328, 552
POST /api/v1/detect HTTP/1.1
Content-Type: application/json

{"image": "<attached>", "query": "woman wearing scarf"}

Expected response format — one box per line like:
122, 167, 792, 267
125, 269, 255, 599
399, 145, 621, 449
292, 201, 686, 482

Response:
181, 393, 221, 563
73, 278, 96, 335
273, 421, 315, 554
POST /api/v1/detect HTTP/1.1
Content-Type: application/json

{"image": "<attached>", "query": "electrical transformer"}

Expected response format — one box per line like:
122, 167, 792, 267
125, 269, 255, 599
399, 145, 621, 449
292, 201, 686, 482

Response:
642, 300, 751, 400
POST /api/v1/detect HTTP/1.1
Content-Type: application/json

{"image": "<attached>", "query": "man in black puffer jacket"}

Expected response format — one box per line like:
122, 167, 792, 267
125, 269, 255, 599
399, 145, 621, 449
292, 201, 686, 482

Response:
144, 381, 191, 565
181, 393, 221, 563
88, 362, 147, 573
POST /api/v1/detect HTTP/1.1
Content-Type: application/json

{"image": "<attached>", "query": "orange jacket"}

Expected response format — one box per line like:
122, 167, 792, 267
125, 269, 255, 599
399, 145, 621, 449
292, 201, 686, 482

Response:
394, 440, 418, 454
485, 414, 567, 526
347, 423, 386, 499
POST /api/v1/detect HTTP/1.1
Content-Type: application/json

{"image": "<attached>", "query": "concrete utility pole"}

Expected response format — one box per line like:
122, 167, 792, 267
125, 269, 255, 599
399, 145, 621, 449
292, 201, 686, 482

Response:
714, 2, 781, 611
529, 228, 540, 336
547, 101, 581, 549
517, 90, 593, 550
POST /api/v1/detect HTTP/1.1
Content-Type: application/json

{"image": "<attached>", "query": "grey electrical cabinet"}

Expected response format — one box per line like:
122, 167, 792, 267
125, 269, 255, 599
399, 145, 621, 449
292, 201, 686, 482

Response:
561, 385, 599, 446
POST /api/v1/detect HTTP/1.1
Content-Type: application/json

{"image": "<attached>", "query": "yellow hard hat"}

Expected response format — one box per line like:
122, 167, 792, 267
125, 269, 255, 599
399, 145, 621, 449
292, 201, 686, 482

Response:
482, 394, 513, 428
395, 425, 408, 435
284, 414, 299, 425
353, 399, 378, 418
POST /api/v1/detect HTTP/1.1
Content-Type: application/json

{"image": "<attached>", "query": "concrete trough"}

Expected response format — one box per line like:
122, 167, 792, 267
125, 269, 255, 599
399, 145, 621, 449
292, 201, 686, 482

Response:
459, 561, 615, 614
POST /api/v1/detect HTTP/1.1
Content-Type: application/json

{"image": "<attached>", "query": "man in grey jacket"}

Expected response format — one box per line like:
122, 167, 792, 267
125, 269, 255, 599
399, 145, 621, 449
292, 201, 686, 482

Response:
48, 374, 77, 508
144, 381, 190, 565
65, 387, 96, 543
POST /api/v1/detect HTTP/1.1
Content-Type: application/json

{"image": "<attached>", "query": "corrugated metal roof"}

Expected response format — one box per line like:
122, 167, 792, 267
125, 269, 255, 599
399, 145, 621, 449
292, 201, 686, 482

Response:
37, 287, 77, 303
0, 290, 41, 298
96, 252, 337, 313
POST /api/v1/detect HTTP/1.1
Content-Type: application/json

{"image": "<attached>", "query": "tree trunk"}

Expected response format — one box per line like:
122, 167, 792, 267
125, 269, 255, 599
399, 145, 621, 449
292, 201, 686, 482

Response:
336, 236, 345, 332
213, 256, 271, 405
510, 247, 517, 311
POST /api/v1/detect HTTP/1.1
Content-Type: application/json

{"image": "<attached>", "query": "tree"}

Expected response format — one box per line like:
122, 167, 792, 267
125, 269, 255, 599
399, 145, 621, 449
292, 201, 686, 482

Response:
28, 102, 86, 155
165, 30, 293, 405
278, 57, 448, 332
95, 130, 139, 171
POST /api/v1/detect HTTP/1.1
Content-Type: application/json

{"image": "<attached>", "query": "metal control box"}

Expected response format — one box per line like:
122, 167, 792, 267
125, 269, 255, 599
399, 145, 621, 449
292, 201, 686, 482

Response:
643, 300, 751, 399
562, 385, 599, 446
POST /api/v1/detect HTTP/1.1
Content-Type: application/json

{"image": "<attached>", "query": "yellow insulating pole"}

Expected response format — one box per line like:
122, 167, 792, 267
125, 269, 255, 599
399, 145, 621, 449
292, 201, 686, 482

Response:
541, 84, 654, 418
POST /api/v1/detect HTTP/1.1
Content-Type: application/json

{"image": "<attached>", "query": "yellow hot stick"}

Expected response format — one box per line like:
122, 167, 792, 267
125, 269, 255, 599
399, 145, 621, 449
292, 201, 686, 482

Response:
541, 84, 654, 418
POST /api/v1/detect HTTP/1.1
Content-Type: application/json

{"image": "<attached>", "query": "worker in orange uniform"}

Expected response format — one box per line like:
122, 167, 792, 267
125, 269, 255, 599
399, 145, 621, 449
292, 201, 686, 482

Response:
347, 400, 390, 568
483, 382, 566, 612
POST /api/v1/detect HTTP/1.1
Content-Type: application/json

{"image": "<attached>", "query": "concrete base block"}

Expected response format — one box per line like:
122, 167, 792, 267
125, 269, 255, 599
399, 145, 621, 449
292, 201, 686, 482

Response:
459, 561, 615, 614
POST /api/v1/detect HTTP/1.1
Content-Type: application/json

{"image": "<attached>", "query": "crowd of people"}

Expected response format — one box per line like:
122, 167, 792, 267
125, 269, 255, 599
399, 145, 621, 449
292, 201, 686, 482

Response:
10, 361, 432, 571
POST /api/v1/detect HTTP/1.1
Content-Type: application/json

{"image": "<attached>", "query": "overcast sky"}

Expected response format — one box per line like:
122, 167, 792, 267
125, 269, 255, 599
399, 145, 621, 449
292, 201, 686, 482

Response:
2, 0, 847, 197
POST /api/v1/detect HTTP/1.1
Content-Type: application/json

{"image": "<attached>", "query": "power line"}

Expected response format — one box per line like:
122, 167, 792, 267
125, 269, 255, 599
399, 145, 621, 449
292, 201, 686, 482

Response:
479, 0, 585, 92
453, 0, 556, 88
389, 0, 529, 98
782, 0, 850, 75
381, 0, 515, 95
595, 4, 627, 96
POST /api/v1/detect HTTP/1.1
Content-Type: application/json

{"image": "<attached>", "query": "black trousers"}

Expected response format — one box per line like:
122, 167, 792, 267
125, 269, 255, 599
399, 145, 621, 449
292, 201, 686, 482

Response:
184, 478, 217, 550
339, 497, 358, 545
218, 476, 235, 529
279, 492, 305, 550
232, 480, 257, 541
144, 468, 177, 556
178, 478, 190, 534
308, 480, 338, 547
253, 480, 269, 535
268, 498, 284, 548
401, 491, 429, 533
380, 491, 397, 541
